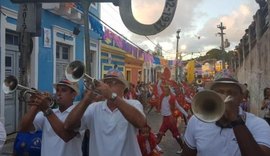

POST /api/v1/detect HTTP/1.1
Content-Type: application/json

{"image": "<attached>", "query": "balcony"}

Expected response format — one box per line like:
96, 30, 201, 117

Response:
42, 3, 83, 24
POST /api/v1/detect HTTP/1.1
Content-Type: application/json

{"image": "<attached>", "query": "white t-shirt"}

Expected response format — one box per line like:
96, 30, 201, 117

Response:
33, 105, 83, 156
184, 113, 270, 156
0, 121, 6, 151
81, 99, 144, 156
161, 96, 172, 116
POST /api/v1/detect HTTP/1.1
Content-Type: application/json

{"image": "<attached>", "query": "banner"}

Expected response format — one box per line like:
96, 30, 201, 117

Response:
43, 28, 51, 48
16, 3, 41, 36
186, 60, 195, 84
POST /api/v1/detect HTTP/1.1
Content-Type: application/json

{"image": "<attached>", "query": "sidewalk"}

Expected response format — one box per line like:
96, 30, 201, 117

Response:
1, 133, 17, 156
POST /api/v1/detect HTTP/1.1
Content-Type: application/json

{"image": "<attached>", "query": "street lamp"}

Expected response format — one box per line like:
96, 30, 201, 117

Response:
175, 29, 181, 81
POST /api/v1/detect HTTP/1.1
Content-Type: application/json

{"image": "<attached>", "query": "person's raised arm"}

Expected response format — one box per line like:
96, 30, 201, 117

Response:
64, 90, 95, 131
44, 110, 78, 142
97, 81, 146, 128
34, 93, 79, 142
175, 101, 188, 118
20, 98, 40, 132
114, 97, 146, 128
225, 100, 270, 156
232, 116, 270, 156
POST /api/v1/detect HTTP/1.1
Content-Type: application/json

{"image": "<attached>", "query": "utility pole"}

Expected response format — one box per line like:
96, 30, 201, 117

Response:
81, 0, 91, 76
175, 29, 181, 81
217, 22, 226, 69
17, 3, 41, 115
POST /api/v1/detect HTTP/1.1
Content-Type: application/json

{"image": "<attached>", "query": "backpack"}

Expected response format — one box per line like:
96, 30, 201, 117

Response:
13, 131, 42, 156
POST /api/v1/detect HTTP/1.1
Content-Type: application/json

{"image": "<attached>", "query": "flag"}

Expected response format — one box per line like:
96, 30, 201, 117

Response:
186, 60, 195, 84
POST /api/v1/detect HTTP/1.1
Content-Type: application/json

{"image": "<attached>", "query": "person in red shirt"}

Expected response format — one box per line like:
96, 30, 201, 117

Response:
147, 84, 161, 114
137, 125, 161, 156
156, 81, 184, 153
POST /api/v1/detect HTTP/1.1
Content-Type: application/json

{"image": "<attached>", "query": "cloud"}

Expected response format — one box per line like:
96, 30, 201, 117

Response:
101, 0, 260, 60
197, 2, 258, 53
132, 0, 204, 30
129, 0, 259, 59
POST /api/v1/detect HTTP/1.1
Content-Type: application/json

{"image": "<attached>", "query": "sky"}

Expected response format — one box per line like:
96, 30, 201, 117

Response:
100, 0, 259, 60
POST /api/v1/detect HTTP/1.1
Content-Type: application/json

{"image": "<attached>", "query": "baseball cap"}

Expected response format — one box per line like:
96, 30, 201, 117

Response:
103, 68, 129, 89
205, 69, 246, 93
53, 79, 79, 95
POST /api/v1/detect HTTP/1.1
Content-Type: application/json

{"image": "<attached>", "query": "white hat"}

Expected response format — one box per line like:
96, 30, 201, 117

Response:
103, 68, 129, 89
205, 69, 246, 93
54, 79, 79, 95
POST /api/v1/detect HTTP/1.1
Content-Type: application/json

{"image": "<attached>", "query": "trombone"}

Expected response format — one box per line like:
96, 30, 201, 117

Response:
65, 60, 100, 91
191, 90, 233, 123
2, 75, 55, 107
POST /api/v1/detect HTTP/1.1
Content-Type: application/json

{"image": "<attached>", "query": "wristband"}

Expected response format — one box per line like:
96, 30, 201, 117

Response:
43, 108, 53, 117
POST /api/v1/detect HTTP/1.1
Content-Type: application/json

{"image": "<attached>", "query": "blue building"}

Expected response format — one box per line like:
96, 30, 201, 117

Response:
0, 1, 103, 134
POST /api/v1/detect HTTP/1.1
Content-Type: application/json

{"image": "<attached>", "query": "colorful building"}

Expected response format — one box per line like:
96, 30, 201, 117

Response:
0, 1, 102, 134
125, 53, 143, 85
102, 27, 145, 85
101, 44, 125, 78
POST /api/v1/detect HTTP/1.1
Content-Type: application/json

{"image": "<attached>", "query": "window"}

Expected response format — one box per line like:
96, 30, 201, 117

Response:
89, 41, 98, 77
53, 26, 75, 86
56, 43, 70, 60
6, 30, 19, 45
56, 42, 72, 82
126, 70, 131, 81
5, 56, 12, 67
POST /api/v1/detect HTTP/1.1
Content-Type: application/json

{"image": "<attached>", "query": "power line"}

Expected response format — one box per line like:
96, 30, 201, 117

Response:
89, 12, 147, 53
101, 4, 175, 57
72, 3, 149, 53
101, 4, 122, 26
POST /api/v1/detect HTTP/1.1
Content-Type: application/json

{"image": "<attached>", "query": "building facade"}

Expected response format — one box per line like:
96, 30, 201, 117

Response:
0, 0, 102, 134
234, 1, 270, 116
102, 27, 146, 85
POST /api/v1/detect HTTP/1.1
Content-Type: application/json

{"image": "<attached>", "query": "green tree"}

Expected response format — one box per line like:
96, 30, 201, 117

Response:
196, 48, 233, 63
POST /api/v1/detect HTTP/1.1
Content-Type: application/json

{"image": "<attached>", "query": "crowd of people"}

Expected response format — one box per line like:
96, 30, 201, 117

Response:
1, 69, 270, 156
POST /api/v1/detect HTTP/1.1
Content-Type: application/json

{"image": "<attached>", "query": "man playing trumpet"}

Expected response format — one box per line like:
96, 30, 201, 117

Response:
183, 70, 270, 156
64, 68, 146, 156
20, 79, 83, 156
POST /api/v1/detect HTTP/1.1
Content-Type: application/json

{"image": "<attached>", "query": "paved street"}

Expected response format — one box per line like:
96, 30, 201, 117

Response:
1, 109, 186, 156
146, 109, 186, 156
1, 133, 15, 156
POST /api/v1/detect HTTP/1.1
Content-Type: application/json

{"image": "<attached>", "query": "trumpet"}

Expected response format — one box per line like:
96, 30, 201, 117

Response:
65, 60, 100, 91
2, 75, 55, 107
191, 90, 228, 123
196, 79, 203, 85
